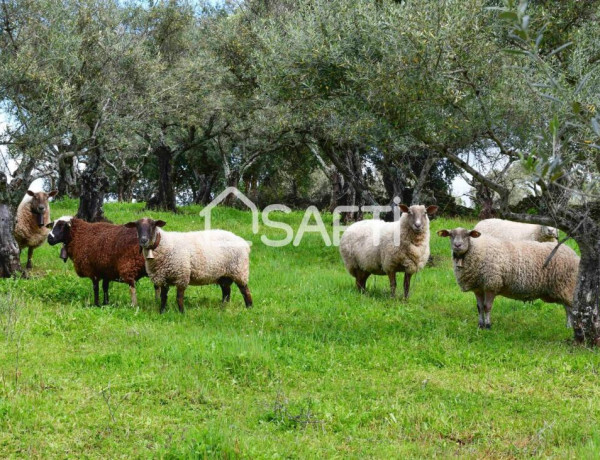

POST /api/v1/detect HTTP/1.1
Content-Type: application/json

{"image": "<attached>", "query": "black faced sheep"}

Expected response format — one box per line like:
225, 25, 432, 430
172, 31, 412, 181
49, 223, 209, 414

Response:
125, 217, 252, 313
47, 216, 158, 306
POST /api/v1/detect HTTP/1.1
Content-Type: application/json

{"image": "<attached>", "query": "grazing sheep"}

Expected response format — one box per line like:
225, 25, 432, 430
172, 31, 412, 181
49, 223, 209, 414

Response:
47, 217, 159, 306
474, 218, 558, 242
339, 204, 438, 298
437, 227, 579, 329
14, 189, 57, 269
125, 218, 252, 313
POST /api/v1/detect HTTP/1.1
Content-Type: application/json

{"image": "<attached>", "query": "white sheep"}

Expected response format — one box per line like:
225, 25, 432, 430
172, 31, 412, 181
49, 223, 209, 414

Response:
474, 218, 558, 242
14, 189, 57, 269
125, 218, 252, 313
438, 227, 579, 329
339, 204, 438, 298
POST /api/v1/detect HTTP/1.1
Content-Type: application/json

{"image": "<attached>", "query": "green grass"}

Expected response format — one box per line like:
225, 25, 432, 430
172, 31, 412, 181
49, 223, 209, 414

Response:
0, 199, 598, 458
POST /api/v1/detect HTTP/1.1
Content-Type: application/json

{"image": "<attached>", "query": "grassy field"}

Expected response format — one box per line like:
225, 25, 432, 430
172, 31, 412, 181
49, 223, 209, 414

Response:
0, 199, 599, 458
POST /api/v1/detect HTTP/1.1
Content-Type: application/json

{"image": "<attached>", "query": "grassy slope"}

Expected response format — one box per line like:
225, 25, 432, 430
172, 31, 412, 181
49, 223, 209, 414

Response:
0, 199, 598, 458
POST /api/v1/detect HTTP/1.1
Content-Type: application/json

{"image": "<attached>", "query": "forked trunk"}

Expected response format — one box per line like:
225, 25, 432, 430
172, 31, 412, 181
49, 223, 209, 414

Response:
571, 242, 600, 345
0, 204, 22, 277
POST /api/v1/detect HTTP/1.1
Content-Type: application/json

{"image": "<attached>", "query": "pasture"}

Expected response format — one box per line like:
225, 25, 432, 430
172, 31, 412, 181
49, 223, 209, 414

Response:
1, 200, 599, 458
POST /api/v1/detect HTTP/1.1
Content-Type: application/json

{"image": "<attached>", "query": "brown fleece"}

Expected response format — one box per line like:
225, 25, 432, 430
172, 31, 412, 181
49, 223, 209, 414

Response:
65, 218, 147, 285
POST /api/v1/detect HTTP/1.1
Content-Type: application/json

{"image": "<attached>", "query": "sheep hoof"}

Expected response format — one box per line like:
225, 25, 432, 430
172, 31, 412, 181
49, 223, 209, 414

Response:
478, 322, 485, 329
485, 324, 492, 330
26, 261, 32, 270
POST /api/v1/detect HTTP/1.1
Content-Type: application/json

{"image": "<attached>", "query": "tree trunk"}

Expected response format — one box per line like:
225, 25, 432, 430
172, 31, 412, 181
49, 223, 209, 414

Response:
57, 154, 78, 199
116, 168, 135, 203
0, 174, 22, 277
147, 145, 177, 212
0, 204, 21, 277
475, 183, 496, 219
412, 154, 438, 205
571, 240, 600, 345
76, 152, 109, 222
328, 169, 344, 212
193, 172, 217, 205
222, 169, 240, 206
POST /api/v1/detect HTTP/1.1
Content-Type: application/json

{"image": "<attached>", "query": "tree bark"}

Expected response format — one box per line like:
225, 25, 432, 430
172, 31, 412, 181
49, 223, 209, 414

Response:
222, 169, 240, 206
0, 174, 22, 277
147, 145, 177, 212
571, 239, 600, 345
57, 155, 78, 199
193, 171, 217, 205
116, 167, 136, 203
412, 154, 438, 205
76, 151, 109, 222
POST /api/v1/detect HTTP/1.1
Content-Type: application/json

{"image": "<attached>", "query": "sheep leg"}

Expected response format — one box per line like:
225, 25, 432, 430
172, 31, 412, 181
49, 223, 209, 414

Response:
92, 279, 100, 306
236, 283, 253, 308
102, 279, 110, 305
26, 247, 34, 270
154, 285, 161, 301
387, 272, 397, 298
129, 284, 138, 306
176, 286, 185, 313
483, 292, 495, 329
355, 270, 370, 293
564, 305, 573, 328
218, 277, 233, 303
403, 273, 412, 300
475, 293, 485, 329
160, 285, 170, 314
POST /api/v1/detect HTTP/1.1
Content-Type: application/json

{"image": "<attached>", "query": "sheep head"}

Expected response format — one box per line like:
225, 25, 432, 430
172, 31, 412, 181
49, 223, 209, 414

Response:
125, 218, 166, 259
398, 204, 438, 233
26, 190, 57, 227
437, 227, 481, 267
47, 217, 73, 263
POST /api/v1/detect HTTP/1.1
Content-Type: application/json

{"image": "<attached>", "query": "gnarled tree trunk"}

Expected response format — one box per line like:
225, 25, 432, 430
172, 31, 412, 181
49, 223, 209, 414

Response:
76, 151, 109, 222
0, 174, 22, 277
57, 153, 78, 199
571, 237, 600, 345
147, 145, 177, 212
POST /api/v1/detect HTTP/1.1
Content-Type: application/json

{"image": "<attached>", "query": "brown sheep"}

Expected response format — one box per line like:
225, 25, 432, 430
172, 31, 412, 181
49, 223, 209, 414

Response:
14, 189, 57, 269
47, 216, 159, 306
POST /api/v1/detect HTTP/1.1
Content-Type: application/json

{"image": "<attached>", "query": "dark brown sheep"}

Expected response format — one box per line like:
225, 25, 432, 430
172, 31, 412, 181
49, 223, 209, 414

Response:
47, 216, 158, 306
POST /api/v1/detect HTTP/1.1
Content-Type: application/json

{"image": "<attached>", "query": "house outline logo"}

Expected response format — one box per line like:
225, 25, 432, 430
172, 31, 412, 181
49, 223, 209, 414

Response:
199, 187, 259, 234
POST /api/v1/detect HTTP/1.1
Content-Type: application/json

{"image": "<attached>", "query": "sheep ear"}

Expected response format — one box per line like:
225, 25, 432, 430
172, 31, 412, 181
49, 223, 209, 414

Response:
155, 220, 167, 227
437, 229, 450, 237
469, 230, 481, 238
124, 222, 137, 228
398, 204, 409, 213
426, 205, 439, 216
46, 221, 54, 229
26, 190, 35, 197
48, 190, 58, 197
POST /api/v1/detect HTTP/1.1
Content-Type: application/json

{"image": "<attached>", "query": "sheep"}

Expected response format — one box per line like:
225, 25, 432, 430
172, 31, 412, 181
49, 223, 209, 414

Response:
437, 227, 579, 329
339, 204, 438, 299
47, 216, 159, 306
125, 217, 252, 313
14, 189, 57, 269
474, 218, 558, 242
